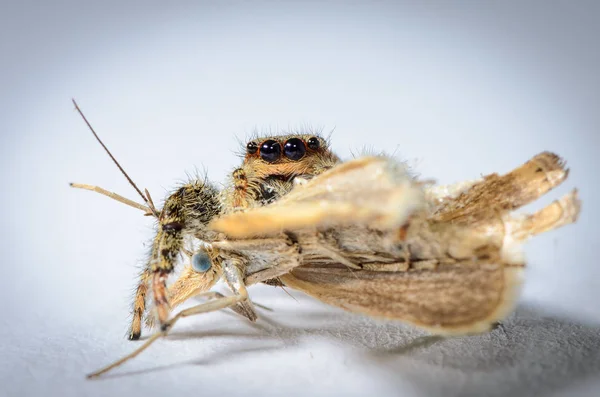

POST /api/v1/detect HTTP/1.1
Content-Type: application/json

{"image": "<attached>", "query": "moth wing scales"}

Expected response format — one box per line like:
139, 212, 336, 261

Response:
210, 156, 423, 238
279, 264, 523, 335
432, 151, 570, 224
207, 153, 580, 336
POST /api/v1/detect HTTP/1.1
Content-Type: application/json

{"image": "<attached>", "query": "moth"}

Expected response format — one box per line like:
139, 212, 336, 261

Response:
70, 100, 581, 378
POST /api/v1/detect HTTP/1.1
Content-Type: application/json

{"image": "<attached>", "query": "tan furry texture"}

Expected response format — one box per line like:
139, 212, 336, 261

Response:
74, 124, 580, 376
210, 156, 423, 238
279, 264, 523, 335
133, 133, 340, 338
204, 153, 579, 334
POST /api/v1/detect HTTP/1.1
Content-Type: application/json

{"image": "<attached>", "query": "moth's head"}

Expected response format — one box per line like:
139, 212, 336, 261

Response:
167, 249, 223, 309
243, 134, 339, 178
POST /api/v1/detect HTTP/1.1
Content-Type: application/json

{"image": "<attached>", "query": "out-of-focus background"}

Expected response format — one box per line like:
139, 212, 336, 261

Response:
1, 1, 598, 396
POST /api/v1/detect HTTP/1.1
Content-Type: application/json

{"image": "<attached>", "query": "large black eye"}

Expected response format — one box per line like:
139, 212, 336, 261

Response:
307, 137, 320, 150
246, 141, 258, 154
260, 140, 281, 163
283, 138, 306, 161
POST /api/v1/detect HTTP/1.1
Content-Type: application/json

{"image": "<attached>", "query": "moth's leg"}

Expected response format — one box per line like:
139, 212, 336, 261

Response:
314, 231, 362, 270
433, 152, 569, 224
91, 295, 247, 378
243, 238, 303, 285
196, 292, 271, 316
153, 289, 260, 326
88, 263, 248, 378
143, 265, 259, 327
70, 183, 153, 214
128, 179, 221, 340
205, 292, 260, 320
212, 237, 291, 252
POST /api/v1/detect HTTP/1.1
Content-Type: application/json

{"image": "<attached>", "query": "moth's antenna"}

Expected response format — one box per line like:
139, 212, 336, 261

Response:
72, 99, 159, 218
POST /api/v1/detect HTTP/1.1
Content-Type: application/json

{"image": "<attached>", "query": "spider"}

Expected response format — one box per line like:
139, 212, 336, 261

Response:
133, 133, 343, 339
75, 120, 341, 340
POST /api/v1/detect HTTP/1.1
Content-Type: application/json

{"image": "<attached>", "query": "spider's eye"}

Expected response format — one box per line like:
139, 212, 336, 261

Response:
283, 138, 306, 161
260, 140, 281, 163
246, 141, 258, 154
191, 251, 212, 273
307, 137, 320, 150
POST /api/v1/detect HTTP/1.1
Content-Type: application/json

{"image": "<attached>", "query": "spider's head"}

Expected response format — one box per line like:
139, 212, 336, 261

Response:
242, 134, 339, 178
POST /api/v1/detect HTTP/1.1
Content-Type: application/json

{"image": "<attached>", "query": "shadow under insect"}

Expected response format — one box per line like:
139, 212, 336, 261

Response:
110, 297, 600, 397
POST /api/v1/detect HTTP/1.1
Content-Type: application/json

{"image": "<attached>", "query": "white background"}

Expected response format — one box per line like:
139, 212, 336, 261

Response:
1, 1, 599, 396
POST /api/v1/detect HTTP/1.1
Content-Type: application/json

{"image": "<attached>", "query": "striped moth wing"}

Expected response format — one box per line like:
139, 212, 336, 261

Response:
279, 263, 523, 335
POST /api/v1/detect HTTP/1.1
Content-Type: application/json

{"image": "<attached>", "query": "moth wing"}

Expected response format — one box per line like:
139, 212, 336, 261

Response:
279, 263, 523, 335
430, 152, 570, 224
210, 156, 424, 238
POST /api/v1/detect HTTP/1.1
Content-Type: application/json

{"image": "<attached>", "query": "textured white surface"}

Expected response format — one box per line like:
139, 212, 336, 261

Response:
1, 1, 599, 396
2, 288, 600, 397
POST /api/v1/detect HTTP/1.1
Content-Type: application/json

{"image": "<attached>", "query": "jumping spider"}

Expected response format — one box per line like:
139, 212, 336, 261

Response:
129, 133, 340, 340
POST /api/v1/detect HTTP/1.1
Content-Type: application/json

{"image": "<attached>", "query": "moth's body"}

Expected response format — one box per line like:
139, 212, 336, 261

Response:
130, 133, 340, 339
